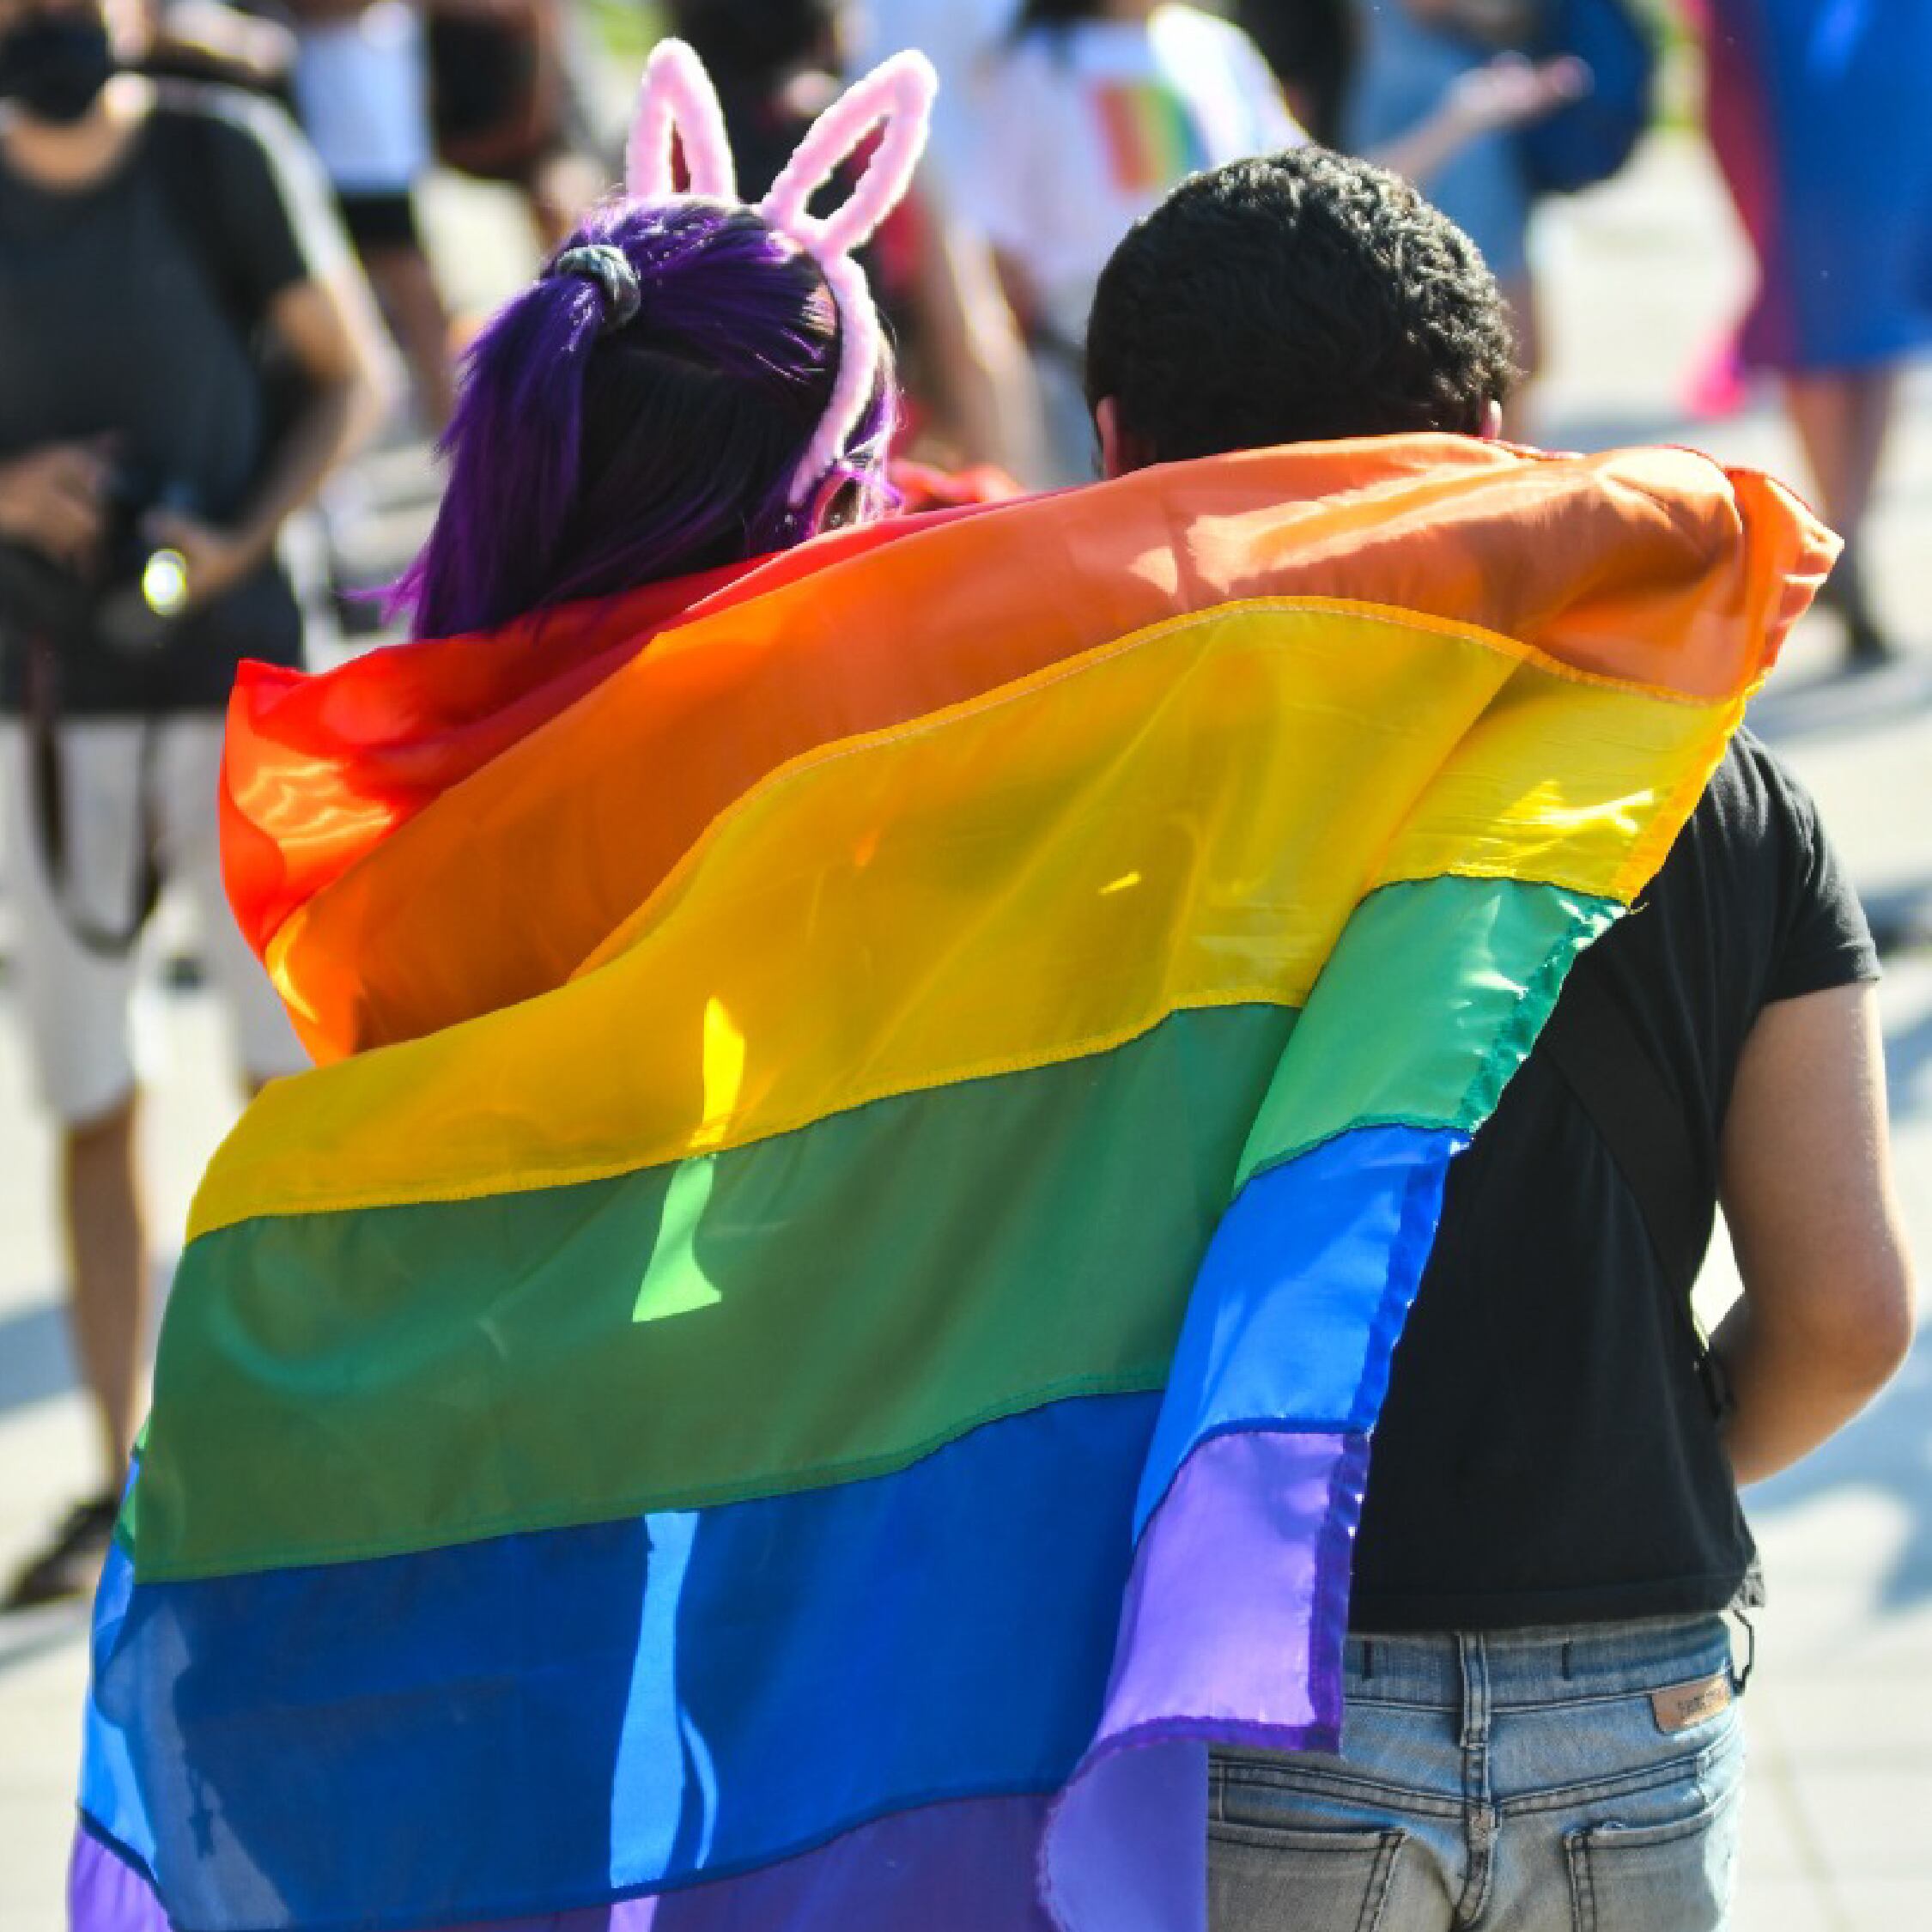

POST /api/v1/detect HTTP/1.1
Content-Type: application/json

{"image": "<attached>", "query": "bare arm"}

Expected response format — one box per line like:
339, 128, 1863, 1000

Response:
1369, 54, 1589, 191
148, 269, 396, 607
1710, 982, 1917, 1484
231, 272, 392, 562
908, 188, 1047, 482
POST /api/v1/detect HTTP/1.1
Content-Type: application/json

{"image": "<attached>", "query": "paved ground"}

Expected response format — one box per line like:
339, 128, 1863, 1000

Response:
2, 128, 1930, 1930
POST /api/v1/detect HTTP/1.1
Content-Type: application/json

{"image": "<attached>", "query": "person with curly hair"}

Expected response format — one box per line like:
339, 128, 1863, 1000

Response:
1086, 146, 1913, 1931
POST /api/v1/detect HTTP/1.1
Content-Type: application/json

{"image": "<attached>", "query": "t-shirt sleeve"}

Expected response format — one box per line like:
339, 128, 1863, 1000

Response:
197, 93, 355, 323
1757, 741, 1881, 1001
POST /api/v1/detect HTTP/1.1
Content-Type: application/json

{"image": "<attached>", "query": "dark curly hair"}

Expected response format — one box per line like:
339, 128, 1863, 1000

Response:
1084, 147, 1517, 463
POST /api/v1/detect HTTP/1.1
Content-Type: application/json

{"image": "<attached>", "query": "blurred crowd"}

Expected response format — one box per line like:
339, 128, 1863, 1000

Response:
235, 0, 1930, 633
3, 1, 1623, 467
21, 0, 1927, 587
182, 0, 1594, 480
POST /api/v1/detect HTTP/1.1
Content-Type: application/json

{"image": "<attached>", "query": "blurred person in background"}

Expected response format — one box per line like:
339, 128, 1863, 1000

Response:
966, 0, 1581, 478
0, 0, 388, 1607
667, 0, 1043, 483
424, 0, 604, 252
963, 0, 1304, 479
664, 0, 845, 202
288, 0, 455, 428
1692, 0, 1932, 669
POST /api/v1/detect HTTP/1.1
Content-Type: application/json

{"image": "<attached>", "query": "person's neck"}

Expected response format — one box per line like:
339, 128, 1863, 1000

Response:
0, 71, 149, 190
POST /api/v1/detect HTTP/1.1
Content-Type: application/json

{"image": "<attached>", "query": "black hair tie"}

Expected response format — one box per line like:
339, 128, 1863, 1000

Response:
548, 244, 643, 335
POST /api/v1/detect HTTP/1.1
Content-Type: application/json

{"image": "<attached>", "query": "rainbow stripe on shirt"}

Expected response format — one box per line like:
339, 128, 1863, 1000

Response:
1095, 79, 1212, 191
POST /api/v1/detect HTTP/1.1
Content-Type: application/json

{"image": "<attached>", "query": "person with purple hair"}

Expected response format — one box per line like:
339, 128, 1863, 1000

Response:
391, 37, 928, 642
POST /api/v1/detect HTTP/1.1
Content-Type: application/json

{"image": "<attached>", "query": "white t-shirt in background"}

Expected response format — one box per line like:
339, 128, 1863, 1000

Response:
962, 5, 1305, 342
291, 0, 434, 196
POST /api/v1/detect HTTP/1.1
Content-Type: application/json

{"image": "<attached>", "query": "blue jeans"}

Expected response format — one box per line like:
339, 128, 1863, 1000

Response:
1208, 1615, 1746, 1931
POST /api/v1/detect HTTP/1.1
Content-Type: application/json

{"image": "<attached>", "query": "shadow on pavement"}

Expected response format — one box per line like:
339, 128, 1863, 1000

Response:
1864, 882, 1932, 963
1751, 1338, 1932, 1613
1746, 653, 1932, 746
1539, 410, 1719, 455
0, 1259, 174, 1421
1886, 995, 1932, 1119
0, 1299, 75, 1419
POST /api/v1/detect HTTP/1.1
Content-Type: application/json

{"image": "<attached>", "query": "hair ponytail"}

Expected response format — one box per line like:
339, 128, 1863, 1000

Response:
393, 199, 897, 641
394, 44, 927, 639
390, 272, 609, 639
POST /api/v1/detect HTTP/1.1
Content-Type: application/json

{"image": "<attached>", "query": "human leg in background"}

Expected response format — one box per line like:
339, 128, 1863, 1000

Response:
1, 721, 155, 1607
3, 711, 310, 1610
1694, 0, 1931, 664
0, 1092, 151, 1610
349, 207, 459, 435
61, 1092, 149, 1486
1782, 363, 1901, 666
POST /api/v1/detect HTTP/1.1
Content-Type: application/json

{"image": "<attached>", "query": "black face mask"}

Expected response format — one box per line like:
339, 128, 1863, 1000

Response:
0, 13, 116, 125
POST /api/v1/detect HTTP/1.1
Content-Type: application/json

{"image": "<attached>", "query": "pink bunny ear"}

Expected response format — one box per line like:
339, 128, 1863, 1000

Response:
759, 50, 938, 258
625, 38, 738, 203
758, 52, 937, 505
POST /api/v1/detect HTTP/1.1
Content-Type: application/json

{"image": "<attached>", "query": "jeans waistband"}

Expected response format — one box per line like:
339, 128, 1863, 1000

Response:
1341, 1614, 1735, 1709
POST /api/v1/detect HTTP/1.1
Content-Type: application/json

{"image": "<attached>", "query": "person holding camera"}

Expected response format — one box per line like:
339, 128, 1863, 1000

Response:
0, 0, 388, 1607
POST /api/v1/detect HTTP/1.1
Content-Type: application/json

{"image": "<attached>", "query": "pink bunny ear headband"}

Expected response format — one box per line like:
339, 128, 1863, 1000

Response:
624, 37, 938, 508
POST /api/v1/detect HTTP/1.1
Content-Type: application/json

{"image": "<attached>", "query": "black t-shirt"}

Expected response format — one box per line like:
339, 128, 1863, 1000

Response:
1351, 731, 1880, 1631
0, 87, 328, 713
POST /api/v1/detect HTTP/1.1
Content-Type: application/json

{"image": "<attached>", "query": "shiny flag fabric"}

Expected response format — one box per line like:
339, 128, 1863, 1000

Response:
74, 438, 1831, 1932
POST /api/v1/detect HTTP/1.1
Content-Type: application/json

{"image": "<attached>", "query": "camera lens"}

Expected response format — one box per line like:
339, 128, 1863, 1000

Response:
140, 548, 191, 619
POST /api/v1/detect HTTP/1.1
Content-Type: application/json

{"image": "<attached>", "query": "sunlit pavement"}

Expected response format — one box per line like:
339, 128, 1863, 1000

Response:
3, 128, 1930, 1930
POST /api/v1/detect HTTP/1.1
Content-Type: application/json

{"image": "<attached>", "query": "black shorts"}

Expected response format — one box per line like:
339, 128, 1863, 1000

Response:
337, 189, 422, 257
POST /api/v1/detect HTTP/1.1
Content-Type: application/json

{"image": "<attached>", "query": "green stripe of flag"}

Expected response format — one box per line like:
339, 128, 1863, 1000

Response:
131, 875, 1614, 1581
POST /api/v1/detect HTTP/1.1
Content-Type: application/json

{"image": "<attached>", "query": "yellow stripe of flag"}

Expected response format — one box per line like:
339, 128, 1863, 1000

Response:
191, 602, 1734, 1239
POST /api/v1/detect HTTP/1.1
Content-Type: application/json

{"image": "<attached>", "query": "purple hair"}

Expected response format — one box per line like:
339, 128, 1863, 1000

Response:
392, 198, 899, 639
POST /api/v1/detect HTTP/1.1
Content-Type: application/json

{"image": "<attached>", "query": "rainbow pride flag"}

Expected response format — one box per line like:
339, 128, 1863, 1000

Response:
73, 438, 1829, 1932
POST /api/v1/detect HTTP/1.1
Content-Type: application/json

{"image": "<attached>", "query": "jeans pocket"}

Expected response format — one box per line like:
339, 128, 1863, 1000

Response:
1564, 1780, 1742, 1932
1208, 1815, 1408, 1932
